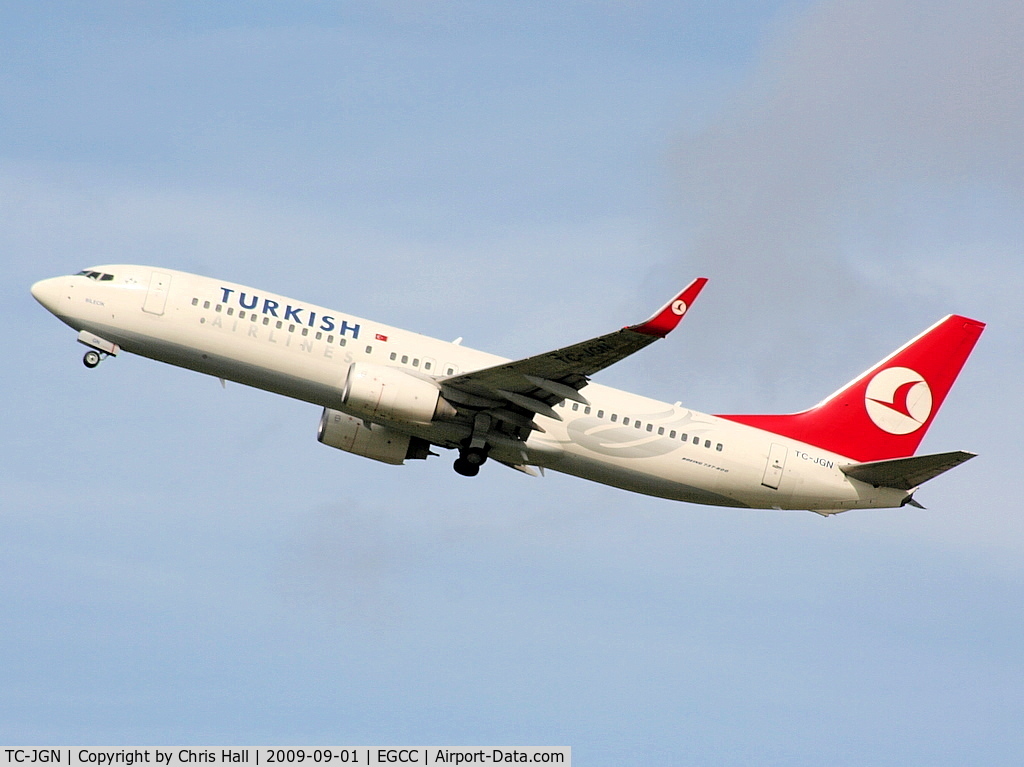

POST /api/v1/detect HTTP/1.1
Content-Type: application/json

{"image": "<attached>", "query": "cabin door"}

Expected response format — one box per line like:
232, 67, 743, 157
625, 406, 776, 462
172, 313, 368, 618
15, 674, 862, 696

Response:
143, 271, 171, 315
761, 443, 788, 489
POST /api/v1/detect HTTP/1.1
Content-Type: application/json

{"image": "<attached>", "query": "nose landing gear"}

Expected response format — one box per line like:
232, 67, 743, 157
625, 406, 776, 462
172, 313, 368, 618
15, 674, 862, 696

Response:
82, 349, 116, 368
77, 331, 119, 369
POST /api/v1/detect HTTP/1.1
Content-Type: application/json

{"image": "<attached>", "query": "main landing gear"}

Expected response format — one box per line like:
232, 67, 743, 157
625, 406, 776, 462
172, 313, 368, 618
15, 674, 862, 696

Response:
83, 350, 103, 368
453, 446, 489, 477
453, 412, 493, 477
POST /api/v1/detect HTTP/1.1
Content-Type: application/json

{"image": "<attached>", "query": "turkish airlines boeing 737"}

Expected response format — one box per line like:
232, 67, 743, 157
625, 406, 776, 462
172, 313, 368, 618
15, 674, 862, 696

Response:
31, 266, 984, 514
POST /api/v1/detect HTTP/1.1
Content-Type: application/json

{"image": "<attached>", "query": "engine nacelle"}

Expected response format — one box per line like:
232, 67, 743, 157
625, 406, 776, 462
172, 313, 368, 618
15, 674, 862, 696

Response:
317, 408, 431, 465
341, 362, 452, 424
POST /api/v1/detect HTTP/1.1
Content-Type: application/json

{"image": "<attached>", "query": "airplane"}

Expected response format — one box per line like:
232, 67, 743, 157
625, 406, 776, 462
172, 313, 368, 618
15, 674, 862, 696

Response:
31, 265, 985, 514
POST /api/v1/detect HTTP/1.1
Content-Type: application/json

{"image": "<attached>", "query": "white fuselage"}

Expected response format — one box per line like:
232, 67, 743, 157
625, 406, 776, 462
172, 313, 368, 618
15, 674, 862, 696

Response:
33, 265, 909, 512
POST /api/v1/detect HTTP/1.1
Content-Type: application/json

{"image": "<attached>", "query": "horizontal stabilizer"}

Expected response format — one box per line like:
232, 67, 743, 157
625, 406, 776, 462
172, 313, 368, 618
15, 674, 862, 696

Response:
841, 451, 976, 490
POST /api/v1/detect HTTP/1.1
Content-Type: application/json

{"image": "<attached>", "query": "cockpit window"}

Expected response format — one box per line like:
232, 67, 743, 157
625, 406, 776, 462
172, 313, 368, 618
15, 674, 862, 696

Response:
76, 270, 115, 281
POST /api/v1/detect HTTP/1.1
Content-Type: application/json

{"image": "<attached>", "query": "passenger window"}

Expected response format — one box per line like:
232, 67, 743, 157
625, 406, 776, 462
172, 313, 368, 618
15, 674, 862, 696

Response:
611, 414, 618, 422
572, 403, 579, 411
365, 346, 373, 354
301, 328, 308, 336
191, 298, 198, 306
215, 304, 222, 313
276, 321, 283, 329
584, 406, 591, 415
316, 332, 322, 340
623, 417, 630, 426
203, 301, 211, 309
227, 307, 234, 316
339, 338, 347, 346
597, 410, 604, 418
716, 443, 723, 452
401, 355, 409, 364
658, 427, 665, 435
327, 335, 335, 344
413, 358, 419, 367
705, 440, 711, 448
390, 352, 397, 361
693, 436, 700, 445
646, 424, 653, 432
289, 324, 296, 333
669, 430, 676, 438
635, 421, 642, 429
239, 311, 246, 319
680, 433, 688, 441
263, 317, 270, 326
424, 361, 432, 371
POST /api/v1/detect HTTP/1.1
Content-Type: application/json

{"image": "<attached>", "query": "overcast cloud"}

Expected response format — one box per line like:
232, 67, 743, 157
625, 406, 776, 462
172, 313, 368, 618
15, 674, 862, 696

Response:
669, 0, 1023, 404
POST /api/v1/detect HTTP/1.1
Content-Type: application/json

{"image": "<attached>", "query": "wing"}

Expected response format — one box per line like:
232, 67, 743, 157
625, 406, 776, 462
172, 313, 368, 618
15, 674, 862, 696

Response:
439, 278, 707, 432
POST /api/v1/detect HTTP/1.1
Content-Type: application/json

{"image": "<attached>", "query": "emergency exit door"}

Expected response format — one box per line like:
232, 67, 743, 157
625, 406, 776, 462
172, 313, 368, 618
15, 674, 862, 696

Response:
761, 443, 788, 490
143, 271, 171, 315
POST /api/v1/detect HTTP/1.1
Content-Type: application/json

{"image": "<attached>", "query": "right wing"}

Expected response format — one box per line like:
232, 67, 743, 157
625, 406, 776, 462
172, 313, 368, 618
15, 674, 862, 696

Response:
438, 278, 708, 431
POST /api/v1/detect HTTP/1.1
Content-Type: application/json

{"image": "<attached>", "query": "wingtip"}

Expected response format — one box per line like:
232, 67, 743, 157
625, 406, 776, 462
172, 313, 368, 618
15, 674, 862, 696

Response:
903, 494, 926, 509
629, 277, 709, 337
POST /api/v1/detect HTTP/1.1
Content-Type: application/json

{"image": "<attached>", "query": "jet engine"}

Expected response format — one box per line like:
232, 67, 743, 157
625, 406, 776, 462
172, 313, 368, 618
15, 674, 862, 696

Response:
317, 408, 432, 464
341, 362, 455, 424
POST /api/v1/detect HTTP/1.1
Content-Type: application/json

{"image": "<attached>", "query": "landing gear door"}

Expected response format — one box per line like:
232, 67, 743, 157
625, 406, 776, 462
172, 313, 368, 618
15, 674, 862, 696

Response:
143, 271, 171, 316
761, 442, 788, 490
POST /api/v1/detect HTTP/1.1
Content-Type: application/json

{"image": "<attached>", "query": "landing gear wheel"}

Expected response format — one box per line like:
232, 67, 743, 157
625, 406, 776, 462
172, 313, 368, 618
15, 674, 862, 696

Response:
453, 457, 480, 477
464, 447, 488, 467
83, 350, 101, 368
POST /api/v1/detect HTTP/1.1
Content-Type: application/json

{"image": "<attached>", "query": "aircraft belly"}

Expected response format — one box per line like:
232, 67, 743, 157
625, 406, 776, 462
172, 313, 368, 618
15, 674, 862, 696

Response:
535, 446, 748, 507
79, 320, 350, 408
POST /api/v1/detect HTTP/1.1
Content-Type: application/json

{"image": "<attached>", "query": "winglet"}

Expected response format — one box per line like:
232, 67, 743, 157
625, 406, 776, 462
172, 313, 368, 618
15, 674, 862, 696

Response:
628, 277, 708, 337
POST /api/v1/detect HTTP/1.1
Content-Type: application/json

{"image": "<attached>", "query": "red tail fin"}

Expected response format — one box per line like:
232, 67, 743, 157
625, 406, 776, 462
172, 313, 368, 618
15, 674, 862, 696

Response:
719, 315, 985, 462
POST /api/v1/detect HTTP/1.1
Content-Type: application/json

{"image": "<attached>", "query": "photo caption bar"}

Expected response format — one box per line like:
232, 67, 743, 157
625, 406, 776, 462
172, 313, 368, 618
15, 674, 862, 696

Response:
1, 749, 570, 767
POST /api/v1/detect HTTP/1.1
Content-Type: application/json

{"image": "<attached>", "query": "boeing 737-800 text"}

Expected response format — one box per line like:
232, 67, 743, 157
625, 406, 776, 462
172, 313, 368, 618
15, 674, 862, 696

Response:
31, 266, 984, 514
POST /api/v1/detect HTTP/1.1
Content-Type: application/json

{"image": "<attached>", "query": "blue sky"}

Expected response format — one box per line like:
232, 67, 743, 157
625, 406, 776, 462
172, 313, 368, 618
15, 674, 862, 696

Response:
3, 1, 1023, 763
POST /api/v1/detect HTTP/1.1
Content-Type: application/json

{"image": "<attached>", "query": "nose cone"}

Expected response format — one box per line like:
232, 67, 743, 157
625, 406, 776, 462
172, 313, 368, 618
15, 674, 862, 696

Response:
31, 277, 64, 314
